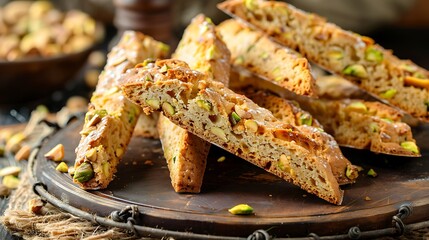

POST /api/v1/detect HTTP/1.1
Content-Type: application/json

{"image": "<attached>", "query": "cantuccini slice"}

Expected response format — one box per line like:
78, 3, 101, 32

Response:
121, 59, 344, 205
74, 31, 169, 189
231, 71, 420, 157
217, 19, 316, 97
218, 0, 429, 122
240, 88, 359, 184
157, 14, 231, 193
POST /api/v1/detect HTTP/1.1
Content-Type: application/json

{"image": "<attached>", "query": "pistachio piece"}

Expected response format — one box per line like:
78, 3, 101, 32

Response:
15, 145, 31, 161
206, 45, 216, 60
327, 49, 344, 60
367, 168, 377, 177
3, 175, 20, 189
85, 114, 101, 128
298, 113, 312, 126
346, 165, 358, 180
44, 144, 64, 161
196, 99, 213, 111
379, 89, 397, 99
245, 0, 257, 10
235, 55, 245, 65
404, 76, 429, 90
159, 64, 169, 73
211, 127, 227, 142
73, 162, 94, 183
159, 43, 170, 54
244, 120, 258, 133
369, 122, 379, 133
346, 101, 368, 113
0, 166, 21, 177
230, 112, 241, 125
85, 148, 97, 161
146, 99, 160, 110
365, 47, 383, 63
400, 141, 419, 154
94, 109, 108, 118
162, 102, 175, 116
102, 161, 110, 177
381, 118, 394, 123
5, 132, 25, 153
56, 162, 69, 173
342, 64, 368, 78
217, 156, 226, 162
228, 204, 254, 215
277, 154, 291, 172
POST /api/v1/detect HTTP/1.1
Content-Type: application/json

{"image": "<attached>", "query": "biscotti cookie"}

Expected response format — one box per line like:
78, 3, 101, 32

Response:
132, 113, 160, 138
230, 70, 420, 157
217, 19, 316, 97
218, 0, 429, 122
241, 88, 359, 184
157, 14, 230, 193
73, 31, 169, 189
121, 59, 344, 205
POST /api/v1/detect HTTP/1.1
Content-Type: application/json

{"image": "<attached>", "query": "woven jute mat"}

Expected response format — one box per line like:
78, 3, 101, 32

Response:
1, 174, 428, 239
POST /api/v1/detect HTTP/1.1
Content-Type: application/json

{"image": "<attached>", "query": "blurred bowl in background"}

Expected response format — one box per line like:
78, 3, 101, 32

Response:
0, 46, 94, 104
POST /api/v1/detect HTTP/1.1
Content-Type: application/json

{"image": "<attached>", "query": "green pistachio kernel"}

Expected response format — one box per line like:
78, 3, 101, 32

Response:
146, 99, 160, 110
160, 64, 169, 73
56, 162, 69, 173
327, 50, 344, 60
196, 99, 213, 111
380, 89, 397, 99
346, 165, 358, 180
367, 168, 377, 177
400, 141, 419, 154
230, 112, 241, 125
365, 47, 383, 63
94, 109, 108, 118
342, 64, 368, 78
206, 45, 215, 60
217, 156, 226, 162
346, 101, 368, 113
235, 55, 245, 65
162, 102, 175, 116
211, 127, 227, 142
298, 113, 312, 126
159, 43, 170, 53
228, 203, 254, 215
369, 122, 379, 133
73, 162, 94, 183
381, 118, 394, 123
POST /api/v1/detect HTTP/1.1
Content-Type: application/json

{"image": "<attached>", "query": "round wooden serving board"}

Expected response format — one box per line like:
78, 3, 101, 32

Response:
33, 119, 429, 238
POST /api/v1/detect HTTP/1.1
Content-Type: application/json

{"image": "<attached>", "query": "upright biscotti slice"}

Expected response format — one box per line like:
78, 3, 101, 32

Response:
218, 0, 429, 122
74, 31, 169, 189
217, 19, 316, 97
121, 59, 343, 205
241, 89, 358, 184
157, 14, 231, 193
230, 70, 420, 157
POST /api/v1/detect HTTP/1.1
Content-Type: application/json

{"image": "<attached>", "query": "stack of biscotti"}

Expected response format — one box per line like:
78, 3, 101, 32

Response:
218, 0, 429, 122
157, 14, 231, 193
230, 71, 420, 157
121, 59, 347, 205
217, 19, 316, 97
73, 31, 169, 189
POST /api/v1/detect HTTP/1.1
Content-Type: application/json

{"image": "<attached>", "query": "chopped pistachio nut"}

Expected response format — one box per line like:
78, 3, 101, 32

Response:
367, 168, 377, 177
3, 175, 20, 189
327, 50, 344, 60
146, 99, 160, 110
211, 127, 227, 142
159, 43, 170, 53
413, 72, 426, 79
217, 156, 226, 162
260, 52, 269, 60
346, 165, 358, 180
298, 113, 312, 126
206, 45, 215, 60
277, 154, 291, 172
162, 102, 175, 116
365, 47, 383, 63
230, 112, 241, 125
244, 120, 258, 132
15, 145, 31, 161
115, 147, 124, 158
381, 118, 394, 123
102, 161, 110, 177
73, 162, 94, 183
159, 64, 169, 73
85, 148, 97, 161
196, 99, 213, 111
400, 141, 419, 154
244, 0, 257, 10
172, 156, 177, 164
44, 144, 65, 161
379, 89, 397, 99
229, 203, 254, 215
342, 64, 368, 78
400, 64, 418, 73
403, 76, 429, 89
5, 132, 25, 153
105, 87, 120, 96
346, 101, 368, 113
369, 122, 379, 133
0, 166, 21, 177
56, 162, 69, 173
94, 109, 108, 118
